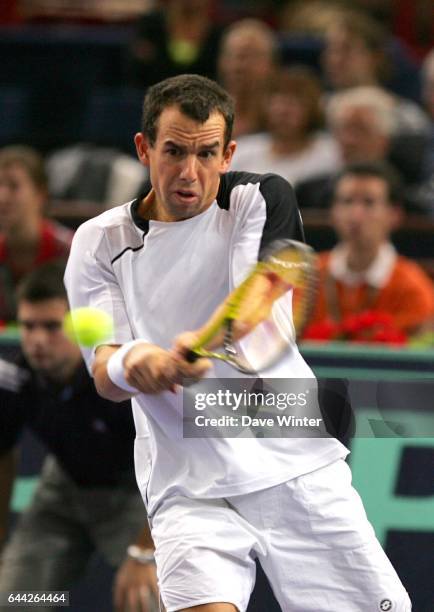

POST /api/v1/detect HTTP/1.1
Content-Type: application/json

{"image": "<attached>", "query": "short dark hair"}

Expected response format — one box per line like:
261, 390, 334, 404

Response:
16, 261, 68, 305
331, 161, 403, 205
141, 74, 235, 149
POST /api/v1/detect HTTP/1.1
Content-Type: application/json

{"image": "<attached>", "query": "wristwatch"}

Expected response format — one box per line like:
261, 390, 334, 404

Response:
127, 545, 156, 565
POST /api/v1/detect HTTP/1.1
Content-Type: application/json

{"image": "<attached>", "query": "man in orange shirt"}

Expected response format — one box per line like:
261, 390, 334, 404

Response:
308, 161, 434, 336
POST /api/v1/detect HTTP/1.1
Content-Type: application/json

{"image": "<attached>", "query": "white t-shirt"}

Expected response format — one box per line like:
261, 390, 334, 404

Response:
230, 132, 341, 186
65, 171, 347, 515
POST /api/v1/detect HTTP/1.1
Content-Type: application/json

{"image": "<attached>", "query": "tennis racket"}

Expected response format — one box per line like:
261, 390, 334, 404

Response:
186, 239, 317, 374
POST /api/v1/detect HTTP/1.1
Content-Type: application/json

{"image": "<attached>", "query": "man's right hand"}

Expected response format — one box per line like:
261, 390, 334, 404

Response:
123, 343, 211, 394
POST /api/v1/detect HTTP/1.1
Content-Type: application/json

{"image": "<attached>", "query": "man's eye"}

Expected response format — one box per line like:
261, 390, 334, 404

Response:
199, 151, 215, 159
18, 322, 62, 332
364, 199, 376, 207
166, 148, 181, 157
45, 322, 62, 332
20, 323, 34, 331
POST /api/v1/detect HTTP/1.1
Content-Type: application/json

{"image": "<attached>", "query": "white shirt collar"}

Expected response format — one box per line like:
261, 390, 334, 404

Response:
329, 242, 397, 288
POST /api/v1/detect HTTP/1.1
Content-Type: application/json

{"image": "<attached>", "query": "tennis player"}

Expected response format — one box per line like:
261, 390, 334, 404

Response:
65, 75, 411, 612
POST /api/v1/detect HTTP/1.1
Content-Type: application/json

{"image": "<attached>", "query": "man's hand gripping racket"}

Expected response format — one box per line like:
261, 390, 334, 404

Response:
174, 239, 317, 375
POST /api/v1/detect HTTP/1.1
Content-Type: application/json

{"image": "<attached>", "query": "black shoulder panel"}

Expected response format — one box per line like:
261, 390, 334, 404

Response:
257, 173, 305, 253
216, 171, 264, 210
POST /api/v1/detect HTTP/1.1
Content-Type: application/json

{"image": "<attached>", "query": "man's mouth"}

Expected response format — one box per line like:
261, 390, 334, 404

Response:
175, 190, 199, 202
30, 352, 48, 361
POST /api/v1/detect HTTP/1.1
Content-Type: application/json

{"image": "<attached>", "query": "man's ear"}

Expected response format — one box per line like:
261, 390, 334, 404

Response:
220, 140, 237, 174
134, 133, 151, 167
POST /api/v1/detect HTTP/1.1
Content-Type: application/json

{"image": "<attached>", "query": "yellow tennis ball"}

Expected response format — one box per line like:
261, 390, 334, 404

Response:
63, 307, 114, 347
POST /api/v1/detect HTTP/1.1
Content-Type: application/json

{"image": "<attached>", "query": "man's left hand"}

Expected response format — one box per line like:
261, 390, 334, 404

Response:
113, 557, 159, 612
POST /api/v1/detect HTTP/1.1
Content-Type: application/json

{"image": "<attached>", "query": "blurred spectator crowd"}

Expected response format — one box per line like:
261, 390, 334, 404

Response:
0, 0, 433, 343
0, 3, 432, 606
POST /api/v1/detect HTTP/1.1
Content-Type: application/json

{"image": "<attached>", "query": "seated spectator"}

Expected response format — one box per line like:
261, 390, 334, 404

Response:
217, 18, 278, 138
0, 146, 73, 322
321, 9, 430, 135
328, 86, 394, 165
405, 49, 434, 217
126, 0, 223, 88
231, 66, 340, 186
421, 50, 434, 176
305, 162, 434, 338
0, 262, 158, 610
296, 86, 424, 208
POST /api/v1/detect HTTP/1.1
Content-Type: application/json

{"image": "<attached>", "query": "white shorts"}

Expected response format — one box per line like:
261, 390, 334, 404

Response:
151, 459, 411, 612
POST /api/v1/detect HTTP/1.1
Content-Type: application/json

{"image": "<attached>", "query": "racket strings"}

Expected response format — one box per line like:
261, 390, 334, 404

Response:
189, 240, 318, 373
223, 319, 237, 356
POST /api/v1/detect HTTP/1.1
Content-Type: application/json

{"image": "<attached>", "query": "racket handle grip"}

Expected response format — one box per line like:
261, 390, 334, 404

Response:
185, 349, 199, 363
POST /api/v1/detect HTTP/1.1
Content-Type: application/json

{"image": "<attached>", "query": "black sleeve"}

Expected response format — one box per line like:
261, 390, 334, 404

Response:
317, 378, 355, 447
0, 390, 25, 455
258, 174, 305, 253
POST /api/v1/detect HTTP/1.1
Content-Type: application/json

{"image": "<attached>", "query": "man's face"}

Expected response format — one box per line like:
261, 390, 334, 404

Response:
331, 175, 400, 250
135, 106, 236, 222
18, 299, 81, 378
333, 107, 389, 163
267, 92, 308, 138
322, 28, 378, 89
218, 30, 274, 94
0, 163, 45, 233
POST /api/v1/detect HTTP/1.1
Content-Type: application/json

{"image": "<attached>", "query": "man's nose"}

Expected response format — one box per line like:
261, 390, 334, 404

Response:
348, 201, 367, 220
28, 326, 50, 346
179, 155, 198, 182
